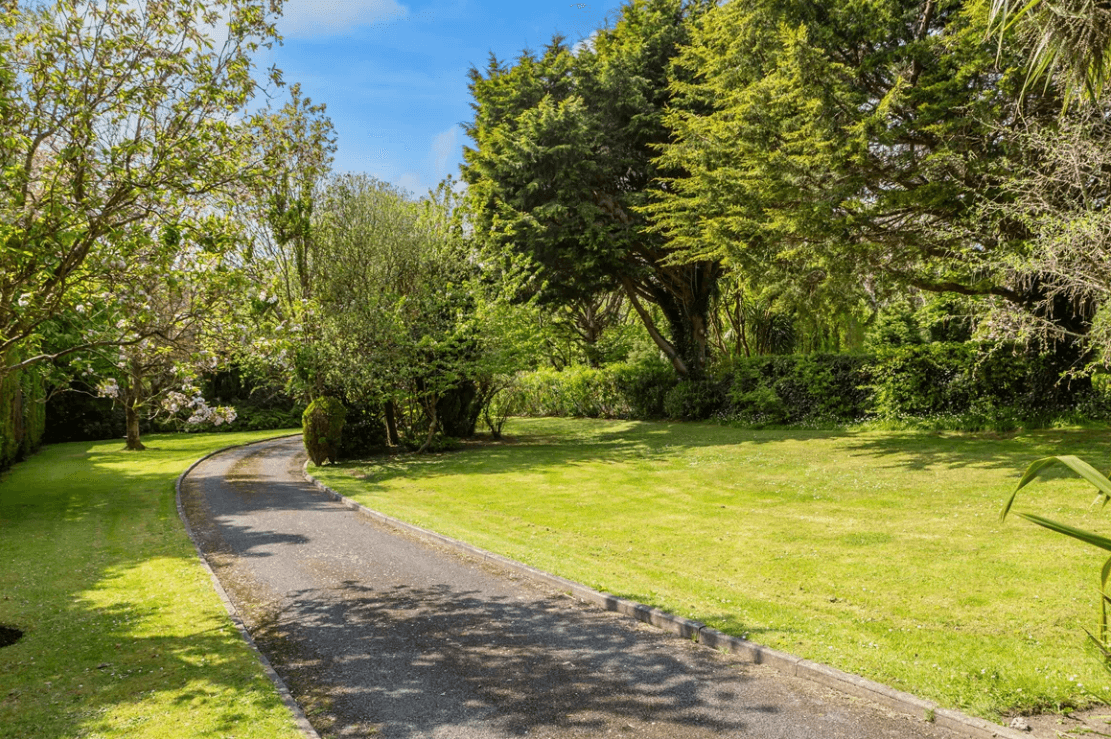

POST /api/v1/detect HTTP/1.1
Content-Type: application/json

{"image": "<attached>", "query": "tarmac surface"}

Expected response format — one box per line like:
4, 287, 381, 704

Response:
180, 436, 965, 739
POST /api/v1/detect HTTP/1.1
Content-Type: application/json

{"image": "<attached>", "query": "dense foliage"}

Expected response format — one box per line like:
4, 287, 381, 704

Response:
0, 358, 45, 471
302, 396, 346, 466
6, 0, 1111, 456
510, 344, 1103, 430
462, 0, 722, 379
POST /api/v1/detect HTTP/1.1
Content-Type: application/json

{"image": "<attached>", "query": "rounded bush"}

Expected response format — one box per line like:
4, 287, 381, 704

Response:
302, 396, 347, 465
337, 403, 389, 458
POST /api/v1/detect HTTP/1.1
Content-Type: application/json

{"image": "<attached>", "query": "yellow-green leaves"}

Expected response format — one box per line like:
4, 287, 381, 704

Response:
1002, 454, 1111, 520
0, 0, 285, 376
1003, 453, 1111, 669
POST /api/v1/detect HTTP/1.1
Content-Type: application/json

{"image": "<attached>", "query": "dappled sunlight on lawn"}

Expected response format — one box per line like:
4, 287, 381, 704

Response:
0, 431, 303, 739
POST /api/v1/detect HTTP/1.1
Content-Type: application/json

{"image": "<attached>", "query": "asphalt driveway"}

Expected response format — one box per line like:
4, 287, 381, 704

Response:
180, 436, 961, 739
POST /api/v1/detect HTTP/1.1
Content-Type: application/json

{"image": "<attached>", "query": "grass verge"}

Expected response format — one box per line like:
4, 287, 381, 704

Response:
0, 430, 304, 739
311, 417, 1111, 720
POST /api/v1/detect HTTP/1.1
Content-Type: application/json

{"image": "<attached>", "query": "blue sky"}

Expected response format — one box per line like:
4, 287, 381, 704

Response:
260, 0, 628, 196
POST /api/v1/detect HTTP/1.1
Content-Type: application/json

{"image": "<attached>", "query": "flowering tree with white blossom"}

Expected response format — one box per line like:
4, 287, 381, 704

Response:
88, 220, 243, 450
0, 0, 285, 376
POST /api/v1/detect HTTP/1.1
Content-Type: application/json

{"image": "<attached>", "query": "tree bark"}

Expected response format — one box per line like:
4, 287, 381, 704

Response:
416, 402, 438, 455
125, 401, 145, 451
124, 360, 146, 451
621, 276, 689, 377
383, 399, 400, 446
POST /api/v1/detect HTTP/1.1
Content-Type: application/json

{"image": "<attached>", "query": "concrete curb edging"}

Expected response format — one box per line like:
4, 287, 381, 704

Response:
303, 463, 1028, 739
175, 434, 321, 739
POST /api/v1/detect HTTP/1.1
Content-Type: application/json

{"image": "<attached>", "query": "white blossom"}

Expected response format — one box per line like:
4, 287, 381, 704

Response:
96, 378, 120, 399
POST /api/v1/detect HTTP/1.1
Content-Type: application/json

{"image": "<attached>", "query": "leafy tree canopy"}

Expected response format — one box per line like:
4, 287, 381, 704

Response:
0, 0, 284, 375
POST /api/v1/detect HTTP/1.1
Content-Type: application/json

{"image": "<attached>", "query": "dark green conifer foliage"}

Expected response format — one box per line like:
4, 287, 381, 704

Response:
462, 0, 720, 378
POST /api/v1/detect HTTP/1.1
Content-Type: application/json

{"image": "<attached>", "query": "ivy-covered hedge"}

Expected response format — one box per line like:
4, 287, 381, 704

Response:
0, 359, 47, 471
511, 343, 1104, 429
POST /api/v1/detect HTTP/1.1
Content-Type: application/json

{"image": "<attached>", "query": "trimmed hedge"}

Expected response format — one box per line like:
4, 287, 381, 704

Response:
868, 343, 1084, 424
515, 366, 631, 419
303, 396, 347, 465
513, 361, 678, 420
510, 343, 1103, 429
726, 353, 873, 424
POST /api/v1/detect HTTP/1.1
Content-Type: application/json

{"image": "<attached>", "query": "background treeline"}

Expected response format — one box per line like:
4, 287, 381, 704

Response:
8, 0, 1111, 464
510, 343, 1104, 429
440, 0, 1111, 442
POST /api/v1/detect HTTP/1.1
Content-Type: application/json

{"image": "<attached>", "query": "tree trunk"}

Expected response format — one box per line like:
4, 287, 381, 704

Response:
124, 360, 146, 451
416, 403, 438, 454
383, 399, 400, 446
621, 260, 720, 380
125, 401, 145, 451
621, 276, 689, 377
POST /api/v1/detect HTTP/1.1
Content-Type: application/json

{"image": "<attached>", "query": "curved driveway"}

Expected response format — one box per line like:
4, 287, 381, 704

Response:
180, 436, 961, 739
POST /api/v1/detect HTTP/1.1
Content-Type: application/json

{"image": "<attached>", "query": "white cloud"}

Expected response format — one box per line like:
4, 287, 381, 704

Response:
430, 126, 459, 182
277, 0, 408, 38
573, 30, 598, 56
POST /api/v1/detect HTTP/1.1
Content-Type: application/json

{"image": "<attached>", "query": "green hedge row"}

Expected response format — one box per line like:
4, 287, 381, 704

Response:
512, 343, 1103, 429
514, 361, 676, 420
0, 358, 47, 471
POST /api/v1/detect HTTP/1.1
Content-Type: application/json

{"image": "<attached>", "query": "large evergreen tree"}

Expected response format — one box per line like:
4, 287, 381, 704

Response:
462, 0, 720, 378
647, 0, 1090, 355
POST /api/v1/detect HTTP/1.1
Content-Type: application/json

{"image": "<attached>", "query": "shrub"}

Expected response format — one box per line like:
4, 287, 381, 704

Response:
726, 354, 872, 425
515, 366, 629, 418
44, 386, 125, 443
512, 359, 678, 420
867, 343, 1093, 426
228, 406, 304, 432
151, 404, 304, 435
336, 404, 389, 459
663, 379, 724, 421
302, 396, 347, 465
0, 357, 47, 471
611, 359, 677, 419
509, 343, 1100, 430
483, 378, 523, 439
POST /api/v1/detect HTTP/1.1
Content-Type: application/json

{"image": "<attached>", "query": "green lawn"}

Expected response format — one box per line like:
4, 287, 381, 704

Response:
0, 430, 304, 739
312, 417, 1111, 720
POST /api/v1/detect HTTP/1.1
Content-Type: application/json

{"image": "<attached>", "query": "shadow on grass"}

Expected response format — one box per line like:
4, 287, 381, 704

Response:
837, 428, 1111, 474
172, 436, 791, 737
335, 420, 850, 483
0, 434, 303, 739
334, 418, 1111, 489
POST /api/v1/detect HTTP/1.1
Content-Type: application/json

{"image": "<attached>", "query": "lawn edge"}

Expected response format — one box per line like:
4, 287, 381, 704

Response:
176, 432, 321, 739
303, 463, 1027, 739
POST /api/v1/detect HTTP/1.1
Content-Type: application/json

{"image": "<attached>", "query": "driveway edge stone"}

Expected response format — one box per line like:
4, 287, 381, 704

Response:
303, 463, 1027, 739
176, 433, 321, 739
